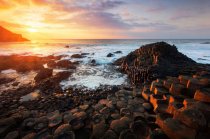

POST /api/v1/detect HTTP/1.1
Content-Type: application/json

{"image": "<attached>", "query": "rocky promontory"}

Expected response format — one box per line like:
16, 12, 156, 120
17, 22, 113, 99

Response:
115, 42, 199, 85
0, 26, 29, 42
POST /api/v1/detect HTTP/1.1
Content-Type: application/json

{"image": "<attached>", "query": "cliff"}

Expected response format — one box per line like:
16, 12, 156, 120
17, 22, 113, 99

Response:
0, 26, 29, 42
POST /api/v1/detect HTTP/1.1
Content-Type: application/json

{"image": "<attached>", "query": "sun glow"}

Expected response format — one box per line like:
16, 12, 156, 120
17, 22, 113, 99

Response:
28, 28, 38, 33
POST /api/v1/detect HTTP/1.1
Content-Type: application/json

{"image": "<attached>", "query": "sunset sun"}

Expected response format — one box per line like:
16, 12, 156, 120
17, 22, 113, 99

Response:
28, 28, 38, 33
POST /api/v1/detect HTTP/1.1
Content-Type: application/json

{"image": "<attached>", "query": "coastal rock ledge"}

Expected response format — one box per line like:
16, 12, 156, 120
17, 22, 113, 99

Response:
115, 42, 197, 85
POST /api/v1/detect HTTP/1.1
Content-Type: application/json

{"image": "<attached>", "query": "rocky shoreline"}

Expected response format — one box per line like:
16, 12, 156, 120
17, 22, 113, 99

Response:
0, 42, 210, 139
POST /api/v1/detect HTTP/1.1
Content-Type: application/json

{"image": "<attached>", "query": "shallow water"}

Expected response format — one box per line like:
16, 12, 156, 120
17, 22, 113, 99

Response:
0, 39, 210, 89
20, 90, 40, 102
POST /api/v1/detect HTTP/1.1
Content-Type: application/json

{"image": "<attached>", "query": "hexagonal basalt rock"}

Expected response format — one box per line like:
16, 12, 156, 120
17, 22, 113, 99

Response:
173, 108, 207, 130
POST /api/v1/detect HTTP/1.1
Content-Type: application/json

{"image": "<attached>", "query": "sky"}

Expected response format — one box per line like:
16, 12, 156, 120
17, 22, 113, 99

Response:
0, 0, 210, 40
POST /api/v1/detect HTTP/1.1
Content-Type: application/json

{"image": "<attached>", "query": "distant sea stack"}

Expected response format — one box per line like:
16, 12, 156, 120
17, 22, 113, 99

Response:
115, 42, 198, 85
0, 26, 29, 42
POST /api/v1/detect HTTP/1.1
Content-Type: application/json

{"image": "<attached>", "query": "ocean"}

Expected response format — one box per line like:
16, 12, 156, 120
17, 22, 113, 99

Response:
0, 39, 210, 90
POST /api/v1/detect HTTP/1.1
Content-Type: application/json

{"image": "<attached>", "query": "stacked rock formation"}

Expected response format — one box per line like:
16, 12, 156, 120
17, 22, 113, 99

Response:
142, 73, 210, 139
115, 42, 197, 85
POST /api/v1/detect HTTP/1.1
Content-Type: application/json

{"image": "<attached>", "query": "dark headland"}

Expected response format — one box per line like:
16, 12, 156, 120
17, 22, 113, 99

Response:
0, 26, 29, 42
0, 42, 210, 139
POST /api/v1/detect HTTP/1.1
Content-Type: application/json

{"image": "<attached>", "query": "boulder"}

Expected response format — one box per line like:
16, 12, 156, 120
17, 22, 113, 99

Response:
114, 51, 122, 54
34, 68, 53, 83
56, 60, 76, 69
71, 54, 84, 58
107, 53, 114, 57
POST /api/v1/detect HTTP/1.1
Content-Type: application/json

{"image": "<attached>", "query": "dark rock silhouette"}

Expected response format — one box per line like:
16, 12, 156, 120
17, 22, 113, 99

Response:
115, 42, 197, 85
0, 26, 29, 42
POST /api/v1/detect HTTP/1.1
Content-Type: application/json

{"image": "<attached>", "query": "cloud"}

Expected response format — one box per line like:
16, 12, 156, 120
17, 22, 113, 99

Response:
69, 12, 131, 30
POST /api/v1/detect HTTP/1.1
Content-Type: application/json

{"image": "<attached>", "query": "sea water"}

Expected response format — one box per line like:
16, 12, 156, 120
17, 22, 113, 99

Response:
0, 39, 210, 90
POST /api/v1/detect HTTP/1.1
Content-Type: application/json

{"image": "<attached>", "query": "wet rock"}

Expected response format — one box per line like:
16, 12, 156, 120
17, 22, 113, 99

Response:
34, 68, 53, 83
47, 60, 57, 68
173, 108, 207, 130
107, 53, 114, 57
114, 51, 122, 54
56, 60, 76, 69
54, 71, 72, 82
4, 130, 19, 139
92, 122, 108, 139
103, 130, 118, 139
194, 88, 210, 103
90, 59, 97, 66
81, 53, 89, 56
71, 54, 84, 58
54, 124, 75, 139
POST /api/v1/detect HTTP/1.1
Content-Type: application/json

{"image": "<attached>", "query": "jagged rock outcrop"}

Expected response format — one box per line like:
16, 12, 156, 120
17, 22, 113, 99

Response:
115, 42, 197, 85
0, 26, 29, 42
